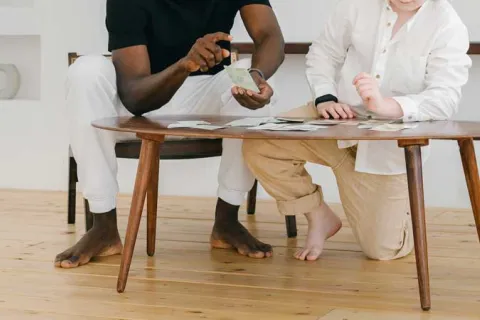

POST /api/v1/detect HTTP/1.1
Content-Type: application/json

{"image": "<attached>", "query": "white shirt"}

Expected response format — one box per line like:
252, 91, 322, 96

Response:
306, 0, 472, 175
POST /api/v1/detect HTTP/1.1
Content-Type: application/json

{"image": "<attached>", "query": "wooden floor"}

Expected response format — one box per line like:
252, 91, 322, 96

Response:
0, 190, 480, 319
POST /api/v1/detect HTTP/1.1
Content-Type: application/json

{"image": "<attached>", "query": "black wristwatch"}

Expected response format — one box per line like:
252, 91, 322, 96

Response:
315, 94, 338, 106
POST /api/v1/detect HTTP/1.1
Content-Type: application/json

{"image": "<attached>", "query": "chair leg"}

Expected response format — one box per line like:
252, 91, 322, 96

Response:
84, 199, 94, 232
117, 139, 158, 293
285, 216, 297, 238
147, 143, 160, 257
403, 143, 431, 311
247, 180, 258, 215
68, 157, 77, 224
458, 138, 480, 241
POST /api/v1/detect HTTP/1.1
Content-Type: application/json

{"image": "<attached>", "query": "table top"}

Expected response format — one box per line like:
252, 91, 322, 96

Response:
92, 115, 480, 141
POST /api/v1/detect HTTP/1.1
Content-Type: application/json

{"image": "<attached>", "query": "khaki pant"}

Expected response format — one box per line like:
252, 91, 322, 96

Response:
243, 104, 414, 261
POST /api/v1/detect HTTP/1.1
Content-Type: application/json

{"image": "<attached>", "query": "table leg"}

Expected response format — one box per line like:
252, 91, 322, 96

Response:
117, 138, 158, 293
401, 142, 431, 311
147, 141, 161, 257
458, 138, 480, 241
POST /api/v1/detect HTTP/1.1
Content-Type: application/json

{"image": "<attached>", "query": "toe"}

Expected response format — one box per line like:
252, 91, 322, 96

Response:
258, 243, 273, 255
297, 248, 310, 261
237, 245, 265, 259
55, 249, 73, 264
60, 255, 81, 268
306, 248, 322, 261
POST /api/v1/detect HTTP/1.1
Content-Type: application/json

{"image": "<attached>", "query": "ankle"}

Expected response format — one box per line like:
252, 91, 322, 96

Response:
215, 198, 240, 223
92, 209, 118, 231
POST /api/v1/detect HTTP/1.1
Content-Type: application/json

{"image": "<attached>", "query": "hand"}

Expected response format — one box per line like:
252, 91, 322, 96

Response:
181, 32, 233, 73
233, 72, 274, 110
353, 72, 385, 113
316, 101, 355, 119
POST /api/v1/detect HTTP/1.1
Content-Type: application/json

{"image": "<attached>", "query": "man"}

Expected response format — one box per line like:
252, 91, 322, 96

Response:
55, 0, 285, 268
243, 0, 471, 261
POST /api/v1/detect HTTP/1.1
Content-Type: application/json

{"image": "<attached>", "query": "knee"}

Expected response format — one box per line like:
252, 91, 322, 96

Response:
359, 231, 414, 261
67, 55, 115, 90
242, 140, 264, 166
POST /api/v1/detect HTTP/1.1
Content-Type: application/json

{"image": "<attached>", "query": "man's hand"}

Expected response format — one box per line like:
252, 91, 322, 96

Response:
353, 72, 385, 113
232, 72, 273, 110
317, 101, 355, 119
353, 72, 403, 118
181, 32, 232, 73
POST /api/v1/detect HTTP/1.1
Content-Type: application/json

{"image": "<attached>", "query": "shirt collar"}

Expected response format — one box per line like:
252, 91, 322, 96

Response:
385, 0, 431, 31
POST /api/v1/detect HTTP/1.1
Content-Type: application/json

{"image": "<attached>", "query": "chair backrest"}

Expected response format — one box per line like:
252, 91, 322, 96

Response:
68, 48, 238, 67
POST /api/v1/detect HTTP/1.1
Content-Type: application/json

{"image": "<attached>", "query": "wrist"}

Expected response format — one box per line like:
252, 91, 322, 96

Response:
376, 97, 404, 118
177, 58, 193, 75
249, 70, 264, 86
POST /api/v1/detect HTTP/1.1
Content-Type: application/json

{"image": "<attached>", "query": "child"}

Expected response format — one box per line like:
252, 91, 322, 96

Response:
242, 0, 472, 261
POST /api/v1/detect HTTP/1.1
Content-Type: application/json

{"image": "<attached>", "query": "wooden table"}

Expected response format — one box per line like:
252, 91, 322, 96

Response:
92, 115, 480, 311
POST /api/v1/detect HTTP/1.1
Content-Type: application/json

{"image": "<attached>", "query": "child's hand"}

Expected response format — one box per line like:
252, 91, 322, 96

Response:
353, 73, 384, 113
316, 101, 355, 119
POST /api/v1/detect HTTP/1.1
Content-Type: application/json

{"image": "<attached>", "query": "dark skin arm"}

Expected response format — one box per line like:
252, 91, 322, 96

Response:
112, 33, 232, 116
233, 4, 285, 109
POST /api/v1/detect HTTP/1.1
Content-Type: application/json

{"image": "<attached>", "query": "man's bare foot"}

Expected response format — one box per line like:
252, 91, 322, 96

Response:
55, 209, 123, 268
294, 202, 342, 261
210, 198, 272, 258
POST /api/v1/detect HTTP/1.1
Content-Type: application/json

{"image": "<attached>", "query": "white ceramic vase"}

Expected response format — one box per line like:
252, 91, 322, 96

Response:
0, 64, 21, 100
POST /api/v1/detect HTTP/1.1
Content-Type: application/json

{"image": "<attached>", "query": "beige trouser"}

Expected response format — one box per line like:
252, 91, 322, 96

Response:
243, 104, 414, 261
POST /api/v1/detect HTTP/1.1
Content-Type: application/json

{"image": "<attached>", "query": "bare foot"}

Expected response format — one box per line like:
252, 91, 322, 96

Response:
210, 198, 272, 259
55, 209, 123, 268
294, 202, 342, 261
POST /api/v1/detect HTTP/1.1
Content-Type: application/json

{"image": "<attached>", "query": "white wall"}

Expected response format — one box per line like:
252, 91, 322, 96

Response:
0, 0, 479, 209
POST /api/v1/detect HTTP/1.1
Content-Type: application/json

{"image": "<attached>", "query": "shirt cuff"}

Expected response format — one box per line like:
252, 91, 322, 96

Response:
392, 96, 419, 122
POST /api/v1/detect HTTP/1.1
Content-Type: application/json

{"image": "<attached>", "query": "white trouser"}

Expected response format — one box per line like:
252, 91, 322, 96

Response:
66, 55, 278, 213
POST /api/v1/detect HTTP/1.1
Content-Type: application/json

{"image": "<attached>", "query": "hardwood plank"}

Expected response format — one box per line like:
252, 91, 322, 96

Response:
319, 309, 478, 320
1, 190, 480, 318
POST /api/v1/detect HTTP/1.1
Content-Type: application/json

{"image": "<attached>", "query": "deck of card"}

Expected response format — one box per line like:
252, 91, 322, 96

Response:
224, 66, 260, 93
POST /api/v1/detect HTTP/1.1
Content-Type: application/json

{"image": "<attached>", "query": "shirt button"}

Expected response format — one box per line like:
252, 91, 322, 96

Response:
387, 22, 392, 27
376, 74, 381, 79
382, 49, 387, 54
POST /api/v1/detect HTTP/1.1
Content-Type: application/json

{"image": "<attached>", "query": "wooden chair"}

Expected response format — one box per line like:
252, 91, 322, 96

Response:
66, 52, 298, 238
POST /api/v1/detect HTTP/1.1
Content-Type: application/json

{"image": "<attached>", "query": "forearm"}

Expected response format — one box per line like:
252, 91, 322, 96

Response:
250, 34, 284, 80
118, 60, 190, 116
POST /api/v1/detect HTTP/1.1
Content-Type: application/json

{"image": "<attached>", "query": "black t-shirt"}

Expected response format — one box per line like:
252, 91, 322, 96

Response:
106, 0, 271, 75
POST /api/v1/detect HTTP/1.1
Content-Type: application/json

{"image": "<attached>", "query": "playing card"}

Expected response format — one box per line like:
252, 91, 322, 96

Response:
339, 121, 361, 126
224, 117, 274, 127
193, 125, 226, 130
247, 123, 286, 130
176, 121, 211, 125
167, 122, 224, 130
275, 117, 306, 123
248, 123, 326, 131
370, 123, 419, 132
224, 66, 260, 93
270, 124, 326, 131
307, 119, 346, 125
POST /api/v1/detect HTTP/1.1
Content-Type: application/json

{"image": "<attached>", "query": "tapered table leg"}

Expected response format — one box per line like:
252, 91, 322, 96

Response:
458, 138, 480, 241
400, 140, 431, 311
117, 138, 158, 293
147, 140, 161, 257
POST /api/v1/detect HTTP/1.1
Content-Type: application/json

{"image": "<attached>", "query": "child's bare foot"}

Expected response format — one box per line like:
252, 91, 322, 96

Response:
294, 202, 342, 261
